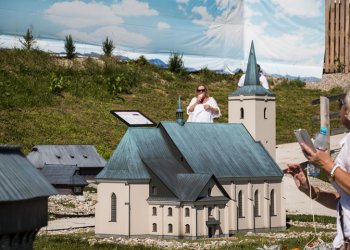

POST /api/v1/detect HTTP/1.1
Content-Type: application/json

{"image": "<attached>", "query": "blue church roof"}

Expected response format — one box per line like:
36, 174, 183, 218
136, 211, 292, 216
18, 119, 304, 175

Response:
96, 122, 283, 181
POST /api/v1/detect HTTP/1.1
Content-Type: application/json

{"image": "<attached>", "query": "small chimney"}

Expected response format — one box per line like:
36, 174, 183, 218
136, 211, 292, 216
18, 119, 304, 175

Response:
176, 96, 185, 126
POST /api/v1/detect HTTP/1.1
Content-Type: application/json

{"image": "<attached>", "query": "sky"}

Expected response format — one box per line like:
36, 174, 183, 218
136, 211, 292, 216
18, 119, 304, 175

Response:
0, 0, 325, 78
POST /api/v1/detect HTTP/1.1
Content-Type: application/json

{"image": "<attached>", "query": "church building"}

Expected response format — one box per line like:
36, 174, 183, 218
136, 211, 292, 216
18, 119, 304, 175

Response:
95, 42, 285, 239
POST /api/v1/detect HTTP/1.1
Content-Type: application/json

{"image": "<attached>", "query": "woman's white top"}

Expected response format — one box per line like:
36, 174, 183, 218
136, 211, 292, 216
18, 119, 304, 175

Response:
332, 133, 350, 248
186, 97, 221, 123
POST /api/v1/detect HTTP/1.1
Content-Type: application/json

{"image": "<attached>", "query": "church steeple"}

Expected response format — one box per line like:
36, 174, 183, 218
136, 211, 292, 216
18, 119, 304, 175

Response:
230, 40, 274, 97
176, 96, 185, 126
244, 41, 260, 86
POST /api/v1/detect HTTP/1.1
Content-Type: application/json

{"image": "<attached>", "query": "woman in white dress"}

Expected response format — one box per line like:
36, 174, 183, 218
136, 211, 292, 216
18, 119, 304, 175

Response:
186, 85, 221, 123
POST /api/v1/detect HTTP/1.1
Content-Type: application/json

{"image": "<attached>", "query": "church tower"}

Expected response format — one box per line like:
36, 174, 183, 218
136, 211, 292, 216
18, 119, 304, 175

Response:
228, 41, 276, 159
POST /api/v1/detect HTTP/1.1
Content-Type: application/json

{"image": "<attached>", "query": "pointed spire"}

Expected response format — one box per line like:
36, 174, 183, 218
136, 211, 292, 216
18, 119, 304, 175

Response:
243, 41, 260, 86
176, 96, 185, 126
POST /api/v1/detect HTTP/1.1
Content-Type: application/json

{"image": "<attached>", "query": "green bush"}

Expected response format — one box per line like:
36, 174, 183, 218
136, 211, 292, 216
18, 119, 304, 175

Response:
168, 52, 185, 74
49, 73, 69, 95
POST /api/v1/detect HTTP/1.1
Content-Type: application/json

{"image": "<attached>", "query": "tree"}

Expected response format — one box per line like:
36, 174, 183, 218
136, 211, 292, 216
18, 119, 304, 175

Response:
168, 52, 185, 73
65, 34, 76, 59
19, 28, 36, 50
102, 37, 115, 57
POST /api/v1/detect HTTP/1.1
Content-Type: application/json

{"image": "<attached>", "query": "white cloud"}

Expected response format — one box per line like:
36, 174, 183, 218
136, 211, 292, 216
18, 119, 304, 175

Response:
111, 0, 158, 16
245, 22, 323, 64
192, 2, 244, 51
45, 1, 123, 28
270, 0, 322, 18
157, 22, 170, 30
44, 0, 157, 47
192, 6, 214, 25
59, 26, 151, 47
216, 0, 240, 11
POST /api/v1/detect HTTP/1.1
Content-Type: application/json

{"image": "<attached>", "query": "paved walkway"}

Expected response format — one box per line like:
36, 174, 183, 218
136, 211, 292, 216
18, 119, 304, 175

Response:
44, 217, 95, 231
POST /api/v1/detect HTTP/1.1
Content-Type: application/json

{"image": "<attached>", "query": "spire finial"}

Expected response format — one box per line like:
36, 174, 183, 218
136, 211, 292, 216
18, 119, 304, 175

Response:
244, 41, 260, 86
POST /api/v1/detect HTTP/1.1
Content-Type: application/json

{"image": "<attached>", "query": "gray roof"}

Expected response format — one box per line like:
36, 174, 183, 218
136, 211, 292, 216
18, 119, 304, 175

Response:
41, 164, 87, 186
143, 158, 217, 202
97, 128, 175, 180
161, 122, 282, 178
27, 145, 106, 169
0, 145, 57, 202
97, 122, 283, 181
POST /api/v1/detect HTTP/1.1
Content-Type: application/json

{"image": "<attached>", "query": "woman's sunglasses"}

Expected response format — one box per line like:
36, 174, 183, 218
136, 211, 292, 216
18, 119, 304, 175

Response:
197, 89, 206, 92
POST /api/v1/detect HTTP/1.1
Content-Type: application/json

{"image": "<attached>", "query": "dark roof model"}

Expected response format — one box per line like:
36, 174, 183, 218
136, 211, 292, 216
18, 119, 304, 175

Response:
96, 122, 283, 182
27, 145, 106, 169
41, 164, 87, 186
0, 145, 57, 202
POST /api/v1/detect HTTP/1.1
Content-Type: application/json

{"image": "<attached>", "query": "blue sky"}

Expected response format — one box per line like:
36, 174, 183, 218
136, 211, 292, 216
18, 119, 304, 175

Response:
0, 0, 325, 77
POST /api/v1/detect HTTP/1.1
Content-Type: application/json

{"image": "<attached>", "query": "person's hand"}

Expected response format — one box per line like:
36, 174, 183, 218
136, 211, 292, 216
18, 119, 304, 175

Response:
300, 143, 333, 171
197, 93, 205, 103
285, 164, 310, 191
203, 104, 211, 110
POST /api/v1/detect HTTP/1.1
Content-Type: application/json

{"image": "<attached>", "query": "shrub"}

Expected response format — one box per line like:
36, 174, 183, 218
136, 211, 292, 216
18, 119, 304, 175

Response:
49, 73, 69, 95
102, 37, 115, 57
168, 52, 185, 74
107, 73, 131, 95
134, 55, 149, 66
65, 34, 76, 59
19, 28, 36, 50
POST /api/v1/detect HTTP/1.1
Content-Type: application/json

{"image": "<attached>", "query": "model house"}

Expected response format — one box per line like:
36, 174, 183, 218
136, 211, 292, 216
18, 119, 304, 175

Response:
41, 164, 88, 195
0, 145, 56, 249
27, 144, 106, 181
94, 42, 285, 239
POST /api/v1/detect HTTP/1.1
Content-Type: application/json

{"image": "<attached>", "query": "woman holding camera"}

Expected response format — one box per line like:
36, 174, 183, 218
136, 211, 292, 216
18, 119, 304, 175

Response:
286, 86, 350, 249
186, 85, 221, 123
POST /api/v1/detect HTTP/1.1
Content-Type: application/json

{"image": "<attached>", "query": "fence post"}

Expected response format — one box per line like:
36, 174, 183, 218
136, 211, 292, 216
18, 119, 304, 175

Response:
320, 96, 330, 153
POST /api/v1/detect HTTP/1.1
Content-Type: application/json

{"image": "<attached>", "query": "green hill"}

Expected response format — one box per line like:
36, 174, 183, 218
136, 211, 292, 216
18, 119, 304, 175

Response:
0, 48, 343, 159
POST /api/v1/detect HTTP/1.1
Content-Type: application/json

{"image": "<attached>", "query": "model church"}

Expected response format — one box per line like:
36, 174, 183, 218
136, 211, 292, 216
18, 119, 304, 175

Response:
95, 42, 285, 239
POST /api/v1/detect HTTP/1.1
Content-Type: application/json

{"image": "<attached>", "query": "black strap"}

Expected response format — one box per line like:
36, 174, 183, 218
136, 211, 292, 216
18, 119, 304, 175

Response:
339, 202, 347, 242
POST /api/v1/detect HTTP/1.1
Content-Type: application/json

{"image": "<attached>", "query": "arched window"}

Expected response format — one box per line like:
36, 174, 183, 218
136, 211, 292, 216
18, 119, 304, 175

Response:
152, 223, 157, 232
111, 193, 117, 222
238, 191, 243, 217
208, 207, 213, 217
264, 107, 267, 119
270, 189, 276, 216
208, 188, 211, 196
185, 224, 190, 233
168, 224, 173, 233
151, 186, 157, 195
152, 207, 157, 216
240, 108, 244, 119
185, 208, 190, 217
254, 190, 260, 217
168, 207, 173, 216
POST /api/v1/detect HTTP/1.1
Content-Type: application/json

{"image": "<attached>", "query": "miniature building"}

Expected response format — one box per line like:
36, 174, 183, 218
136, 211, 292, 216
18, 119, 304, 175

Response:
41, 164, 88, 195
229, 41, 276, 159
95, 42, 285, 239
0, 145, 56, 250
27, 144, 106, 181
95, 111, 285, 238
